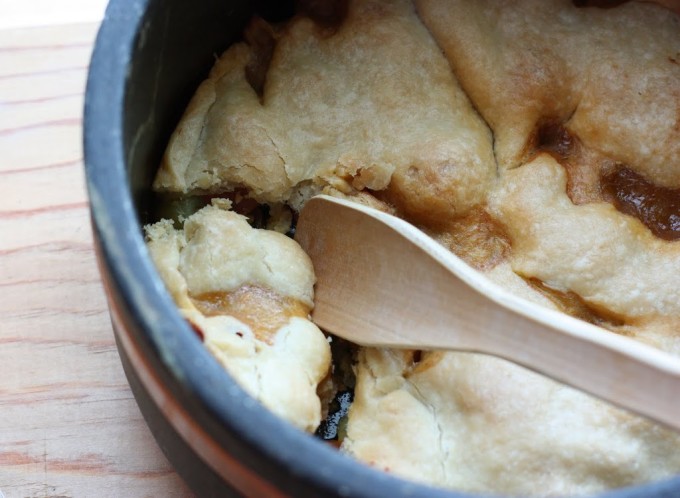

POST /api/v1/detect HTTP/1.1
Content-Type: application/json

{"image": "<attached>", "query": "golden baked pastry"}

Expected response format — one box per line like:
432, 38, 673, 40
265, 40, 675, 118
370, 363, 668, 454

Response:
345, 156, 680, 497
416, 0, 680, 183
145, 200, 331, 432
152, 0, 496, 224
146, 0, 680, 495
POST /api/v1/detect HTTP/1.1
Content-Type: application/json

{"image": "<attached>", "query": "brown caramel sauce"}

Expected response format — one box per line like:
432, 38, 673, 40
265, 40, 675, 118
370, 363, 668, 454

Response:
525, 278, 626, 328
534, 122, 680, 240
601, 167, 680, 241
188, 321, 205, 341
191, 285, 311, 343
423, 208, 512, 272
532, 121, 606, 204
405, 350, 446, 377
368, 182, 512, 271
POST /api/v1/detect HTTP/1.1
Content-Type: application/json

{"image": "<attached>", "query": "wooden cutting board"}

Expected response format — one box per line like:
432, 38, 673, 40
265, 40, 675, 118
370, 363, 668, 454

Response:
0, 6, 194, 497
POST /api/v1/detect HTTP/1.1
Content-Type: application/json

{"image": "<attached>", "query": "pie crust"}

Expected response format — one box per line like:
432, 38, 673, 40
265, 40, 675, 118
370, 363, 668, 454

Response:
145, 0, 680, 495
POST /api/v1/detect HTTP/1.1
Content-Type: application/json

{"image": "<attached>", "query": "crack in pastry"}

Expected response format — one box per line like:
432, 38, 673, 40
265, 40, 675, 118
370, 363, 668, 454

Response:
573, 0, 680, 14
345, 348, 448, 482
531, 121, 609, 205
347, 344, 680, 496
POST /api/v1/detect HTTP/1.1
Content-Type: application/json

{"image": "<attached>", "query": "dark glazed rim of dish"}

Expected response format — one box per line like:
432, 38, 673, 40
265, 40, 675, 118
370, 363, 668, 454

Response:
83, 0, 680, 497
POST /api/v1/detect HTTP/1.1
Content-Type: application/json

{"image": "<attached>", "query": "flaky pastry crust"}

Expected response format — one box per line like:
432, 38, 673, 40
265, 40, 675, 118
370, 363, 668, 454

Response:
152, 0, 496, 224
145, 202, 331, 432
415, 0, 680, 185
147, 0, 680, 495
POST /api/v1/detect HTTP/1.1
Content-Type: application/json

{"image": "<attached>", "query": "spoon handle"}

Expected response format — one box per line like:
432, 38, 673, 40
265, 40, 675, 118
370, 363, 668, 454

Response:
296, 195, 680, 431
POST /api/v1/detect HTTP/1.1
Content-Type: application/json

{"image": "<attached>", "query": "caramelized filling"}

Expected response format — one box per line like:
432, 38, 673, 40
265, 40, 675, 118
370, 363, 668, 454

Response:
534, 122, 605, 204
406, 350, 445, 377
534, 123, 680, 240
526, 278, 625, 328
191, 285, 311, 343
426, 208, 512, 271
536, 121, 577, 161
601, 167, 680, 241
189, 321, 205, 341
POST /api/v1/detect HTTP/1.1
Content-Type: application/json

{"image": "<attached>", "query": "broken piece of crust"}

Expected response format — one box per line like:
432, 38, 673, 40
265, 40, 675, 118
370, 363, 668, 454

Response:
144, 201, 331, 432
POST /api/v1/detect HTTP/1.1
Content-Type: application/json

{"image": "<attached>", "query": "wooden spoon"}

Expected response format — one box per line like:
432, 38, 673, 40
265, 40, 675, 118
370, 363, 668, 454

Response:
295, 195, 680, 431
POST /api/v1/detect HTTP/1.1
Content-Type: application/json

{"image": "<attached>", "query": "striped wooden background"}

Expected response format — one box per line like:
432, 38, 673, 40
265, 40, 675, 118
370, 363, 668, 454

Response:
0, 3, 193, 496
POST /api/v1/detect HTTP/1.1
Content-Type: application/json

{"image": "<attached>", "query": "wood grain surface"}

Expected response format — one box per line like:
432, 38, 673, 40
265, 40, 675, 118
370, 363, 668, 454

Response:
0, 7, 194, 498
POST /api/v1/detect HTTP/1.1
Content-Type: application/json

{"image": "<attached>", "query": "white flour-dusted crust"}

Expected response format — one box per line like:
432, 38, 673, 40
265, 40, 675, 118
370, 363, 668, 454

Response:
145, 202, 330, 432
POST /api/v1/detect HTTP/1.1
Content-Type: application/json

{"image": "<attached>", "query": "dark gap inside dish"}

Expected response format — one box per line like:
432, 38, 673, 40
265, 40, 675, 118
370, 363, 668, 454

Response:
572, 0, 631, 7
316, 337, 357, 445
126, 1, 298, 226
